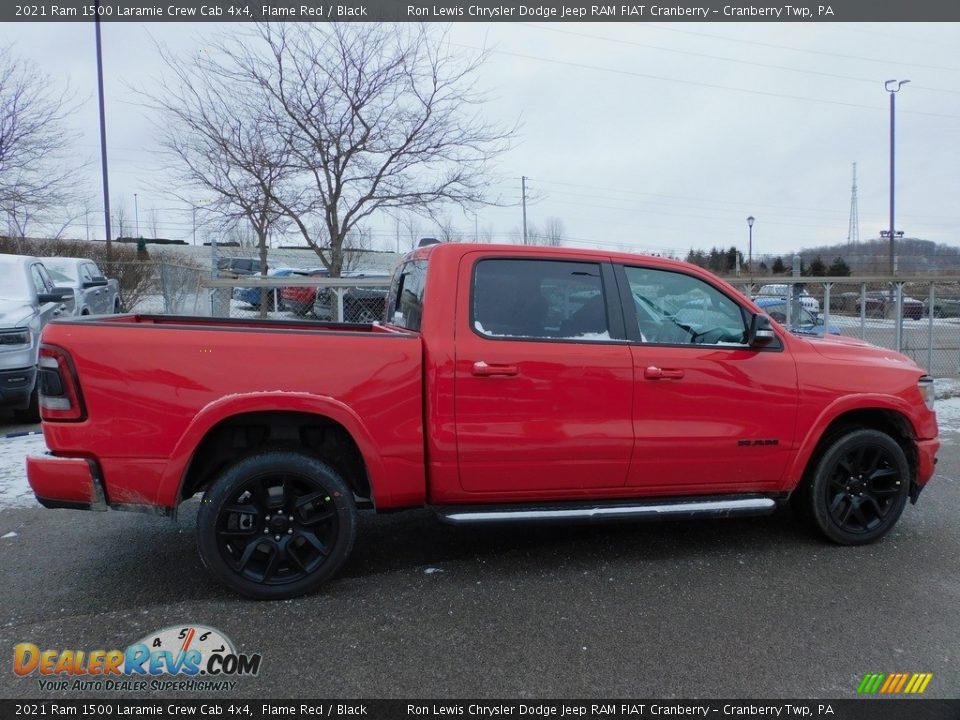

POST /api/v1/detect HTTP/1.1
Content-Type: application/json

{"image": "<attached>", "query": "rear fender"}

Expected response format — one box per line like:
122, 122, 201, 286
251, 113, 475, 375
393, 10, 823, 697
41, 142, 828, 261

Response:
159, 392, 387, 508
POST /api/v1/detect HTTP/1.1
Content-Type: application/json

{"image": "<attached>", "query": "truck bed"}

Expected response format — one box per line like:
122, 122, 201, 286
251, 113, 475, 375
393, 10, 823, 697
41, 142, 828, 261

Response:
38, 314, 425, 510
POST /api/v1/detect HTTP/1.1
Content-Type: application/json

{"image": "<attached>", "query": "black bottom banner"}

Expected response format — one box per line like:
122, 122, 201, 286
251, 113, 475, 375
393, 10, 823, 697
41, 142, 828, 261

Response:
2, 700, 958, 720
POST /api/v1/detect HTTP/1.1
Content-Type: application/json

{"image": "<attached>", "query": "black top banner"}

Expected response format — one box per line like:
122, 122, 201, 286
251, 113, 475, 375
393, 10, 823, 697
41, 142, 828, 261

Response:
5, 0, 960, 22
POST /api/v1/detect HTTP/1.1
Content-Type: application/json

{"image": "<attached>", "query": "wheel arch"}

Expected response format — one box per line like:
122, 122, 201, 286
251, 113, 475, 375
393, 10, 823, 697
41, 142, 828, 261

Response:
788, 399, 918, 493
160, 393, 388, 510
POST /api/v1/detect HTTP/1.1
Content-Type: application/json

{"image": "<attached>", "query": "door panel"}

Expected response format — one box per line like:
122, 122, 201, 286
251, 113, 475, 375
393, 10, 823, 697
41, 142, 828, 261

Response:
619, 264, 798, 492
454, 255, 634, 494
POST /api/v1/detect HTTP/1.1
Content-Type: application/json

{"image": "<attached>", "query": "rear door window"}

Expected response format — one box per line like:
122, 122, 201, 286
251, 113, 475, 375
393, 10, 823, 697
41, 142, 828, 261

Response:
472, 258, 611, 341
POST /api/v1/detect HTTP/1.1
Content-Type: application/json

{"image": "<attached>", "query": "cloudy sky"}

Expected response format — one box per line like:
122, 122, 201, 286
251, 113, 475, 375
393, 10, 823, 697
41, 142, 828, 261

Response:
2, 20, 959, 258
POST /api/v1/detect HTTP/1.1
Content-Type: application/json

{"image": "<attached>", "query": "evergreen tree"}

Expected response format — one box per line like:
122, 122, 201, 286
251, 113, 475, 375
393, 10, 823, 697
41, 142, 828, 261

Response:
828, 256, 851, 276
809, 255, 827, 277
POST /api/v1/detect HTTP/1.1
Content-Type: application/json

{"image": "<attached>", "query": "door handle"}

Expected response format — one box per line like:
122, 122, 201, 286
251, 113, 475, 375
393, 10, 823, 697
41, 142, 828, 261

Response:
644, 366, 684, 380
472, 361, 519, 377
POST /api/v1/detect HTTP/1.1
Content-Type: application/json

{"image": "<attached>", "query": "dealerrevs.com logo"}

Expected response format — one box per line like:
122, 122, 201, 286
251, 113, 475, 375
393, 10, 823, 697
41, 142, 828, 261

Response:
13, 624, 262, 692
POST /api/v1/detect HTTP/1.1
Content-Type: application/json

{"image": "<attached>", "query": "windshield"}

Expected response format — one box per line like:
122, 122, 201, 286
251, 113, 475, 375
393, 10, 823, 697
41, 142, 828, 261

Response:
47, 268, 73, 284
0, 266, 30, 301
41, 259, 77, 281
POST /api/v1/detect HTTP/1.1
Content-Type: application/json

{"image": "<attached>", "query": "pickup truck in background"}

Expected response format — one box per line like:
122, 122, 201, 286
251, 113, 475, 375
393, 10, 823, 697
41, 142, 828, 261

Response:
0, 255, 74, 421
27, 243, 939, 599
42, 257, 121, 316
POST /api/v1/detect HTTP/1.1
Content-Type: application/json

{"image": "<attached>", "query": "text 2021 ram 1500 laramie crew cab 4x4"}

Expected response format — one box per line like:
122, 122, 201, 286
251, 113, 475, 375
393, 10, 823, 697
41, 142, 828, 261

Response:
26, 244, 939, 599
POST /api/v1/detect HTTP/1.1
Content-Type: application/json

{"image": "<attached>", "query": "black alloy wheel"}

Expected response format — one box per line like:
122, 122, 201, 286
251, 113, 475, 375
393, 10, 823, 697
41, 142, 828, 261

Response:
807, 429, 909, 545
197, 451, 357, 599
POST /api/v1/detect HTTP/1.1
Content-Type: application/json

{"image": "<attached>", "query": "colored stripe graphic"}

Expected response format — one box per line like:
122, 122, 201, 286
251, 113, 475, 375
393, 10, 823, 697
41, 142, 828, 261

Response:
857, 672, 932, 694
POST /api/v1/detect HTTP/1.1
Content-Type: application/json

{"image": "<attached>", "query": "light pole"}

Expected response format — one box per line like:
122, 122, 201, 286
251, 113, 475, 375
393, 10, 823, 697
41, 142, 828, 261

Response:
94, 0, 111, 262
746, 215, 755, 285
134, 192, 140, 238
885, 79, 909, 276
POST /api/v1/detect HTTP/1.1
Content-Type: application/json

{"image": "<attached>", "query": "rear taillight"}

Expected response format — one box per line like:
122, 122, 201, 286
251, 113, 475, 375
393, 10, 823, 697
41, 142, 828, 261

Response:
38, 344, 86, 421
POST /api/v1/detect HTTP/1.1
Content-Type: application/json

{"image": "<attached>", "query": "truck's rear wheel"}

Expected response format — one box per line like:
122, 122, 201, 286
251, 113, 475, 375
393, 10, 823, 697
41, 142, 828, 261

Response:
197, 451, 356, 599
807, 429, 909, 545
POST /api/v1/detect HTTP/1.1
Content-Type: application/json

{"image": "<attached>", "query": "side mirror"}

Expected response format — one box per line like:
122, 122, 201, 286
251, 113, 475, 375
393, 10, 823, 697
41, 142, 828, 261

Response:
38, 287, 73, 304
815, 316, 825, 326
747, 313, 777, 347
82, 278, 109, 289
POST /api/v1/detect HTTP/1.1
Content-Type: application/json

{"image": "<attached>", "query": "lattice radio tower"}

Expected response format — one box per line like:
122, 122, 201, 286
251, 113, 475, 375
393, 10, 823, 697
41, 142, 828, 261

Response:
846, 162, 860, 244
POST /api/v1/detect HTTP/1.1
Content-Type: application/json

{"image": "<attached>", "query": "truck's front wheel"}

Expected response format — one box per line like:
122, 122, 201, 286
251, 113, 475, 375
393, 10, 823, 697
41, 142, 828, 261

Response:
807, 429, 910, 545
197, 451, 357, 599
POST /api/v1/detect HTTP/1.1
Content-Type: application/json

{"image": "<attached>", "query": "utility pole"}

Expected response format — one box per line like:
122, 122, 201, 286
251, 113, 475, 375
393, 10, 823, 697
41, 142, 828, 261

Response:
134, 193, 140, 238
191, 206, 197, 246
521, 176, 528, 245
885, 80, 909, 276
94, 0, 111, 263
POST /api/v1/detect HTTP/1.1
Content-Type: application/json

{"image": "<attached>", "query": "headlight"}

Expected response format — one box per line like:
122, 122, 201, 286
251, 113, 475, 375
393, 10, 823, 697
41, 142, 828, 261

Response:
0, 328, 31, 348
918, 376, 935, 411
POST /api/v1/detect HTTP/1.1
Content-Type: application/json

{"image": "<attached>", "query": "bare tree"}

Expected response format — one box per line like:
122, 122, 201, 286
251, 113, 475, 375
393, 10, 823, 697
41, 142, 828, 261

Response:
111, 198, 128, 239
0, 47, 81, 245
398, 213, 424, 253
143, 39, 293, 316
147, 208, 161, 239
150, 24, 513, 277
540, 217, 566, 247
433, 216, 461, 244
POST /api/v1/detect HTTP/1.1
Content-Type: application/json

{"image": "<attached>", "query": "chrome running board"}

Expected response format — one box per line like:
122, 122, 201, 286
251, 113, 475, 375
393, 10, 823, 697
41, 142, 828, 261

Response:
436, 495, 777, 525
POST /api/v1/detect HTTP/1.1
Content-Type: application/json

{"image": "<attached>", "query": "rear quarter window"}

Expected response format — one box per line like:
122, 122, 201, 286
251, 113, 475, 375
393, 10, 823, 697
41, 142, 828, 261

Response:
387, 260, 428, 331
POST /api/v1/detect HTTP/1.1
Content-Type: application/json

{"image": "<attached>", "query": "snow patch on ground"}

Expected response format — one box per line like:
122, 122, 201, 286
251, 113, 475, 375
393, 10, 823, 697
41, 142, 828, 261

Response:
935, 397, 960, 435
0, 434, 46, 509
935, 377, 960, 400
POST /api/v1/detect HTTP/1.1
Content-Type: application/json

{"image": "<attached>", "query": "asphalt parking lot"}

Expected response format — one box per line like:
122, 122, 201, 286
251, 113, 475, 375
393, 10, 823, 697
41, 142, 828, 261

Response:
0, 412, 957, 701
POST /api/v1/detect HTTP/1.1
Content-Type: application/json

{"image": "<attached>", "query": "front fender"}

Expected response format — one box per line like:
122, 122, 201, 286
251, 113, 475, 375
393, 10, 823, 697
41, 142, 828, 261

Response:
158, 391, 388, 508
784, 393, 926, 490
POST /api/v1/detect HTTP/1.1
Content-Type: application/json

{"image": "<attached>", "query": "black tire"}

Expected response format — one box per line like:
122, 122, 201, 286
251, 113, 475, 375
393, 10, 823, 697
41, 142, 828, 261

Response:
114, 299, 122, 314
14, 386, 40, 423
197, 451, 357, 599
806, 429, 910, 545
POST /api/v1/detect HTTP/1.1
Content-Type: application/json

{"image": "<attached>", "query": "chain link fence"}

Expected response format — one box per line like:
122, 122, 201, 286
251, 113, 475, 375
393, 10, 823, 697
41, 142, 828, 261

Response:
203, 275, 392, 325
111, 261, 960, 379
732, 277, 960, 378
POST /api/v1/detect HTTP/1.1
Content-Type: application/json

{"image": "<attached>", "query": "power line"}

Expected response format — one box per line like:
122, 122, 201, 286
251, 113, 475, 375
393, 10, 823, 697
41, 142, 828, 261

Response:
456, 44, 960, 120
519, 23, 960, 96
638, 23, 960, 73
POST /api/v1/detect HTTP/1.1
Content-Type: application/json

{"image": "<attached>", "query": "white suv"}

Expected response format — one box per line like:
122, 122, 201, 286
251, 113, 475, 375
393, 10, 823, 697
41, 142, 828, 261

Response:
756, 283, 820, 314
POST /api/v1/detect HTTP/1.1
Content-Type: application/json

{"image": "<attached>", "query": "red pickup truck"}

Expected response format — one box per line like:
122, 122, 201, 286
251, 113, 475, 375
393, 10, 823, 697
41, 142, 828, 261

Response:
27, 243, 939, 599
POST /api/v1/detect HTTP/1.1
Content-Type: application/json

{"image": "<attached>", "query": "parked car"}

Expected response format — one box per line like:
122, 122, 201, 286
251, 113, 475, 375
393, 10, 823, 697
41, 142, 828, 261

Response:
0, 255, 73, 420
216, 257, 260, 277
313, 272, 390, 323
42, 257, 121, 316
753, 297, 840, 336
922, 296, 960, 318
756, 284, 820, 314
233, 268, 298, 311
281, 269, 328, 315
857, 291, 924, 320
26, 243, 939, 599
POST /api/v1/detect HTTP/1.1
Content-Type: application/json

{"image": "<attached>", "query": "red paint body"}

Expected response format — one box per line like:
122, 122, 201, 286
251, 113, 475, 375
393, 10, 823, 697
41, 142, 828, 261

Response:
27, 244, 939, 514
